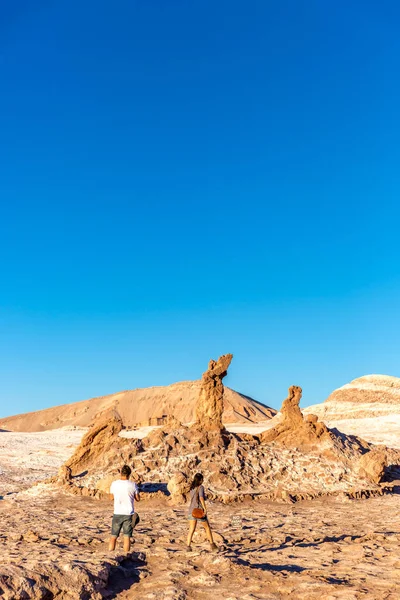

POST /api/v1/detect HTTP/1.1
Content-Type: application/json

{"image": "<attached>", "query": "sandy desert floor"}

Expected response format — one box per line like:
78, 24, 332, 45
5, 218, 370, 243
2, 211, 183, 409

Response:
2, 428, 400, 599
2, 488, 400, 599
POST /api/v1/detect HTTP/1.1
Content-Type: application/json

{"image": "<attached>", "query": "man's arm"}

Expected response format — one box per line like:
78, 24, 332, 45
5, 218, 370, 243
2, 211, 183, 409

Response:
134, 483, 141, 502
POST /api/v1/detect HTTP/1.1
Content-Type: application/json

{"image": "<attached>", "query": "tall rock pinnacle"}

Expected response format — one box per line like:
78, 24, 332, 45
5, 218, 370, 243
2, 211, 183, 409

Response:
194, 353, 233, 430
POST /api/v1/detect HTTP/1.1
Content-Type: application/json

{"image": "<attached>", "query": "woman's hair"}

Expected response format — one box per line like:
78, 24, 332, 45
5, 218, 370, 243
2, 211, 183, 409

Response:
190, 473, 204, 490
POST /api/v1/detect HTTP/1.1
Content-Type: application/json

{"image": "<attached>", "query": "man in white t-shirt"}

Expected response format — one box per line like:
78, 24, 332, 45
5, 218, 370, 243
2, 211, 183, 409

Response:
108, 465, 140, 553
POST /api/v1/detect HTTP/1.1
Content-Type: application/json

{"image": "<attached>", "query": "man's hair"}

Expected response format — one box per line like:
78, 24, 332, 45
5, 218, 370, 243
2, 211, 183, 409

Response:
121, 465, 132, 477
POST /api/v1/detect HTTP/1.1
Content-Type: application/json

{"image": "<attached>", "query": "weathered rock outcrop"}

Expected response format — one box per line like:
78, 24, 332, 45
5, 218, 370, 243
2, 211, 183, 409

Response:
53, 364, 400, 504
260, 386, 331, 449
64, 414, 123, 475
167, 471, 191, 504
57, 390, 400, 503
194, 354, 233, 431
358, 447, 388, 484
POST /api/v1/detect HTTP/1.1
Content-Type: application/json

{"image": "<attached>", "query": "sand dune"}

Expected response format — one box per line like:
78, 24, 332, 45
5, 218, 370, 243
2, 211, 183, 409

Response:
0, 381, 275, 432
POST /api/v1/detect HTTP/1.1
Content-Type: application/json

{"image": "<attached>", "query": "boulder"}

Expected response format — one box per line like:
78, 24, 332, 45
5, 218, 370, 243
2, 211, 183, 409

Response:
358, 447, 387, 484
167, 471, 191, 504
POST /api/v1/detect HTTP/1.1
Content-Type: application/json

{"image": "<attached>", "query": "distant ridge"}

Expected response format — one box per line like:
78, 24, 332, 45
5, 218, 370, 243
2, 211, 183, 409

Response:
0, 380, 275, 432
304, 374, 400, 421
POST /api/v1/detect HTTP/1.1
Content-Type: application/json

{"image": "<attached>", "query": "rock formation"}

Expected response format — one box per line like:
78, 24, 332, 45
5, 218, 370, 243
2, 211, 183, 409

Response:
194, 354, 233, 431
260, 386, 331, 449
167, 471, 191, 504
358, 447, 388, 484
64, 414, 123, 475
54, 381, 400, 503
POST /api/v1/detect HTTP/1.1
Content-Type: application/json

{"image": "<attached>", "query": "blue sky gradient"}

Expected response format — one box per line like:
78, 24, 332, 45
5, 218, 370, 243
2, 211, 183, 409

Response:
1, 1, 399, 417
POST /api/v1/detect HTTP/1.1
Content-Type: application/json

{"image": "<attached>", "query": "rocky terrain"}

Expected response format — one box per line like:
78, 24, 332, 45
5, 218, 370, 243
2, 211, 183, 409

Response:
2, 360, 400, 598
57, 358, 400, 504
0, 379, 274, 433
304, 375, 400, 448
2, 486, 400, 599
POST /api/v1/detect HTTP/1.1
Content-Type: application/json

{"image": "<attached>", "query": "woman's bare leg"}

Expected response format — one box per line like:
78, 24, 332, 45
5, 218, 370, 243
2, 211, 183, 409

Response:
202, 520, 215, 544
187, 519, 197, 546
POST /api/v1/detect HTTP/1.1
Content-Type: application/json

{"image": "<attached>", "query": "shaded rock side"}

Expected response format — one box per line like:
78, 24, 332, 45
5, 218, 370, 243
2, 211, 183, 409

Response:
194, 354, 233, 431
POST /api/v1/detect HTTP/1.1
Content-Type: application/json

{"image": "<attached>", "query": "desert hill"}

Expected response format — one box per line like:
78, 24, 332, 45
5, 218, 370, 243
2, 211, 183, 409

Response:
304, 375, 400, 448
304, 375, 400, 420
0, 380, 275, 432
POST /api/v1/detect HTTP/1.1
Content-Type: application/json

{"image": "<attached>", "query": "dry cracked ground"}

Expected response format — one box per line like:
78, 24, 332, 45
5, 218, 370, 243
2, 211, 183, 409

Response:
2, 430, 400, 599
2, 488, 400, 599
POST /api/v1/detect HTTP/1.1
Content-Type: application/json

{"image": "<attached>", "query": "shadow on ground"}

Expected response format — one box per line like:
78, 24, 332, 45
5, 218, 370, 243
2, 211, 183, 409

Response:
104, 554, 147, 598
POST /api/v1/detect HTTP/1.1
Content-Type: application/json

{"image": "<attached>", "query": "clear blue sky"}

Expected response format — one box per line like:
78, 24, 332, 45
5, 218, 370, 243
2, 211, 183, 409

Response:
1, 1, 399, 419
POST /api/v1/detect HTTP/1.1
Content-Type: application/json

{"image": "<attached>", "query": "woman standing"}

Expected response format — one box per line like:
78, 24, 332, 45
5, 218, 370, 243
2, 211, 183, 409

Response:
186, 473, 218, 552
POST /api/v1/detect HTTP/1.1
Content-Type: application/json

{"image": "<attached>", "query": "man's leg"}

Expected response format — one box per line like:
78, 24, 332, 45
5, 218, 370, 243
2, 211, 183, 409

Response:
109, 515, 122, 551
122, 516, 133, 554
123, 535, 131, 553
109, 536, 117, 551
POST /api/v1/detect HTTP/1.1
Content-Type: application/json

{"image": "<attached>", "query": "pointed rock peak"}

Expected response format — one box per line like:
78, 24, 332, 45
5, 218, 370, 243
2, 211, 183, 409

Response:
194, 354, 233, 431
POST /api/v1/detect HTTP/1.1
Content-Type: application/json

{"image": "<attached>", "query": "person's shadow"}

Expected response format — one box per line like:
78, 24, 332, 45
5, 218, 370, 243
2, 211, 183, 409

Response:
105, 553, 147, 597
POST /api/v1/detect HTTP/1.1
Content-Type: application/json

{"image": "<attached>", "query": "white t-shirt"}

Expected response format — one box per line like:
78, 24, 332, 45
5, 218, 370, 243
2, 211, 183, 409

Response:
110, 479, 139, 515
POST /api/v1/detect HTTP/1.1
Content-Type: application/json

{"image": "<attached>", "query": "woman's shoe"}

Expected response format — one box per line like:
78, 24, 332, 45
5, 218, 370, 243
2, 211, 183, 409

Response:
186, 545, 192, 552
210, 543, 218, 552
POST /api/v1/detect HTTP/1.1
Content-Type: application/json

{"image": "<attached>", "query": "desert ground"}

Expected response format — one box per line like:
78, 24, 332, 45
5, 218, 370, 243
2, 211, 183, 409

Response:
1, 426, 400, 600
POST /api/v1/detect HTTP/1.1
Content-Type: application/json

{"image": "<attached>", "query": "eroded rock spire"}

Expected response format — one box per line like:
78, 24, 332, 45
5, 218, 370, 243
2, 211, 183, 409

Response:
194, 353, 233, 430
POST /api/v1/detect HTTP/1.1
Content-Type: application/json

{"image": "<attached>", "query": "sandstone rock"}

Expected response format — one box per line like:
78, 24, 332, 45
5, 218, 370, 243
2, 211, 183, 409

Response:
65, 414, 123, 475
167, 472, 191, 504
358, 447, 387, 484
260, 386, 330, 449
194, 354, 233, 431
305, 414, 318, 424
96, 474, 117, 494
58, 464, 72, 484
23, 531, 40, 543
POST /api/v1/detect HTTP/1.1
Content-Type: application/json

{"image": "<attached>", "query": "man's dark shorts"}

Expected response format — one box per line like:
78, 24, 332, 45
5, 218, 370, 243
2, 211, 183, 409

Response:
111, 513, 139, 537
